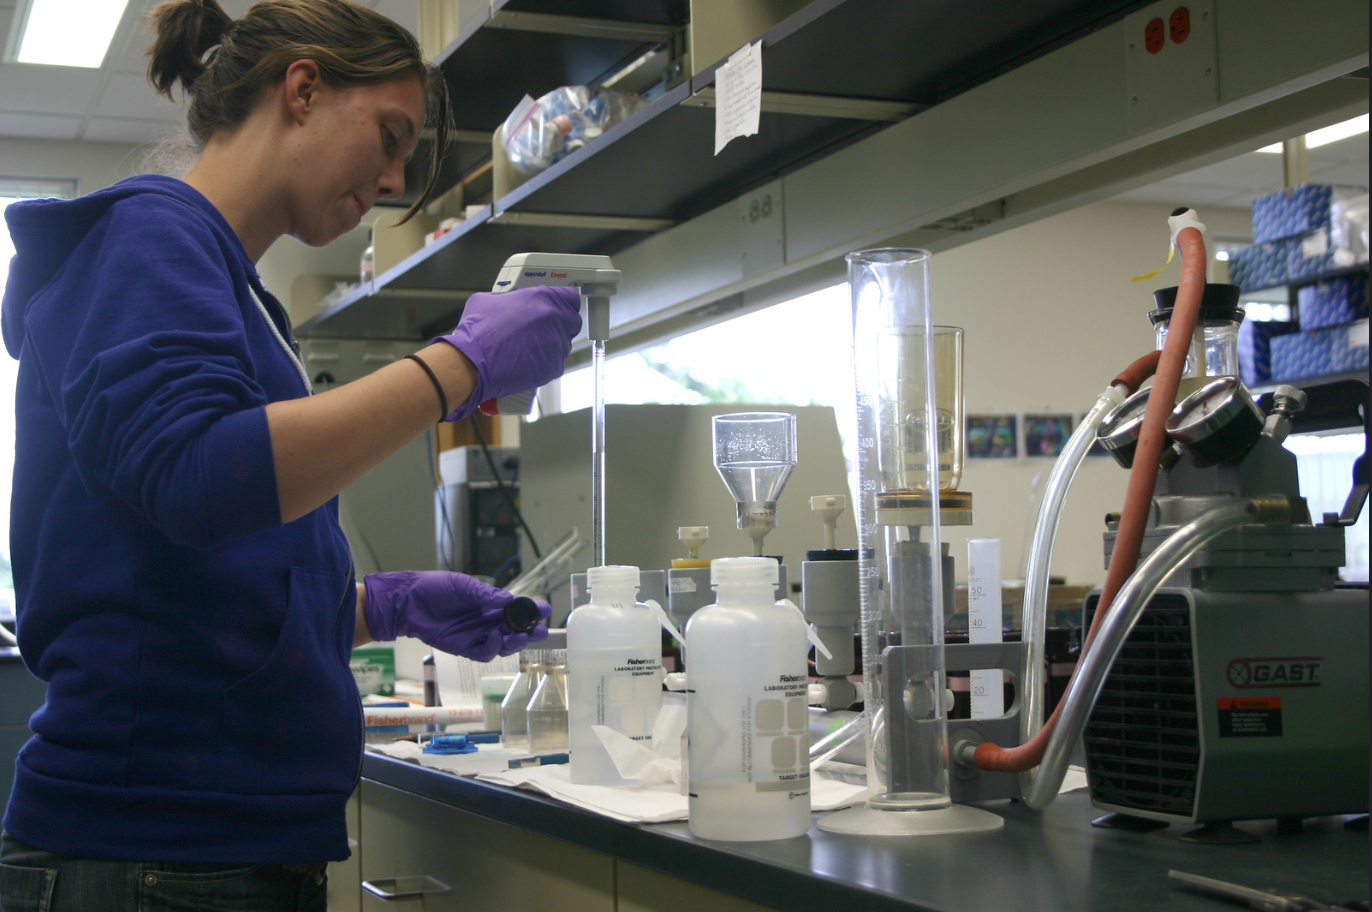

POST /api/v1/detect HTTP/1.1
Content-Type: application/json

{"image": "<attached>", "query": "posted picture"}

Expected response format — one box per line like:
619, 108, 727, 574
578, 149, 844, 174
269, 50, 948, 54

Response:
967, 414, 1018, 458
1023, 413, 1075, 457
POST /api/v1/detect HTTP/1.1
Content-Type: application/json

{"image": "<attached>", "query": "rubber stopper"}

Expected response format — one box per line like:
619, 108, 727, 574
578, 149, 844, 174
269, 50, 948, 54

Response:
504, 596, 542, 633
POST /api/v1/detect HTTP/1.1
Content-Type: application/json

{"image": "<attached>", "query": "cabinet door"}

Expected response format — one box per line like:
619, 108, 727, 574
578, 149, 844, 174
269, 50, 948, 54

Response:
358, 780, 614, 912
326, 789, 361, 912
617, 859, 780, 912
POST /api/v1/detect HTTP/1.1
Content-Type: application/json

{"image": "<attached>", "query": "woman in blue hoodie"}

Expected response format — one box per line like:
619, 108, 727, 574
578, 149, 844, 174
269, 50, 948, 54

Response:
0, 2, 580, 909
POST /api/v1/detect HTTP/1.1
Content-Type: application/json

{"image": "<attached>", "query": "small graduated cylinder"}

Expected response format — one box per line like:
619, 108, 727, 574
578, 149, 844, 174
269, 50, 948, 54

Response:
967, 538, 1004, 719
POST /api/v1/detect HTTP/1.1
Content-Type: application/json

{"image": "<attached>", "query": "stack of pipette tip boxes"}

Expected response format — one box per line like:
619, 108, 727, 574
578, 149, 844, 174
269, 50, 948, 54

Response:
1228, 183, 1368, 385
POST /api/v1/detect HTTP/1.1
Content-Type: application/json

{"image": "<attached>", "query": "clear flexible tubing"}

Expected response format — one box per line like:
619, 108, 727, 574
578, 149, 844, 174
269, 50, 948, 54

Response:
1015, 351, 1161, 793
1018, 383, 1127, 765
810, 712, 867, 770
1021, 496, 1292, 808
809, 710, 865, 763
969, 217, 1208, 775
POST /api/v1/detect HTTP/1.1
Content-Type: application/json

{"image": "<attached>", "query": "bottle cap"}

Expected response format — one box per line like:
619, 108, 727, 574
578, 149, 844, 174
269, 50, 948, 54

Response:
587, 565, 641, 590
711, 556, 779, 586
503, 597, 543, 633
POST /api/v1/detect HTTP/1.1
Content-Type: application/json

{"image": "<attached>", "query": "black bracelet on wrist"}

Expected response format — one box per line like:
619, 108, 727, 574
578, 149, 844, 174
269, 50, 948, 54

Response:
405, 353, 448, 423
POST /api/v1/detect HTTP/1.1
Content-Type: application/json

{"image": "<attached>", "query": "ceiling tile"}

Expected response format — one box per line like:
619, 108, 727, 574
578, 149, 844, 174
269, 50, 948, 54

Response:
0, 64, 106, 116
1309, 160, 1371, 188
1111, 182, 1237, 207
1208, 188, 1265, 211
96, 72, 183, 122
105, 0, 161, 75
1163, 151, 1285, 190
0, 111, 81, 140
1309, 131, 1372, 167
81, 116, 176, 144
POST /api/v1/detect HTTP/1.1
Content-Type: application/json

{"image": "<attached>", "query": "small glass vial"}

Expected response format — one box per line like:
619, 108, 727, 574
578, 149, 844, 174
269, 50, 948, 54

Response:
527, 649, 569, 753
501, 651, 540, 749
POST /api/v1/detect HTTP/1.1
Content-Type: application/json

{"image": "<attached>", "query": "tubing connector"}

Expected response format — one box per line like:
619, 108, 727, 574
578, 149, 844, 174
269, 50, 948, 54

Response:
1262, 385, 1309, 445
1248, 494, 1296, 526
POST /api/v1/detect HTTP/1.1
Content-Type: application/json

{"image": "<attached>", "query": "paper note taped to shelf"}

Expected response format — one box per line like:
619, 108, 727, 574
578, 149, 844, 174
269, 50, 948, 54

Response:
715, 41, 763, 155
1350, 319, 1368, 349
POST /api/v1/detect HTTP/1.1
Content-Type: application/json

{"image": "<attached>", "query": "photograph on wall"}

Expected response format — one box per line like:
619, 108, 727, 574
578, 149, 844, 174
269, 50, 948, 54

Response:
1023, 413, 1075, 458
967, 414, 1018, 458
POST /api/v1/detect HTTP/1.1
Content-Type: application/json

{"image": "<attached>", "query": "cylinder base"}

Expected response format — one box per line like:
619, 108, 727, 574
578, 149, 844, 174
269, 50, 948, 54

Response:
816, 802, 1004, 836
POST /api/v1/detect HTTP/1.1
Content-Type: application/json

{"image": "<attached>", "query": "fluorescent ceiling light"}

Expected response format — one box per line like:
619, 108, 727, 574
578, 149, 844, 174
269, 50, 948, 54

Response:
1257, 113, 1369, 153
13, 0, 131, 68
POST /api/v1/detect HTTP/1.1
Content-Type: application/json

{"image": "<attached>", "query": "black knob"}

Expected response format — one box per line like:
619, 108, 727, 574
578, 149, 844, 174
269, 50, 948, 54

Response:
504, 597, 542, 634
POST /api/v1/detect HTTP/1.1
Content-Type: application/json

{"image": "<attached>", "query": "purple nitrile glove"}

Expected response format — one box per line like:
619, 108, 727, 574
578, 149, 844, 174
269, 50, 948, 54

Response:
437, 285, 583, 422
363, 571, 551, 662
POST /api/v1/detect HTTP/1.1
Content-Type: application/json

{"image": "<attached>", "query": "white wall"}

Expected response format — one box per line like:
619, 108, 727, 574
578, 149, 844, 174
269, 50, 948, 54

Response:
0, 136, 144, 194
929, 200, 1253, 586
0, 134, 369, 323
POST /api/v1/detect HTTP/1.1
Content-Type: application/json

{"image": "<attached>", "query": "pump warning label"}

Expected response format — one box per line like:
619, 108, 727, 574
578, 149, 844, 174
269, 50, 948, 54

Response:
1218, 697, 1282, 738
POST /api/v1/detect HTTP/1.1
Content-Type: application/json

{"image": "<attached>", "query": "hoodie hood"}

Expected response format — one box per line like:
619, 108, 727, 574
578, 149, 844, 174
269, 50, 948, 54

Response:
2, 175, 243, 359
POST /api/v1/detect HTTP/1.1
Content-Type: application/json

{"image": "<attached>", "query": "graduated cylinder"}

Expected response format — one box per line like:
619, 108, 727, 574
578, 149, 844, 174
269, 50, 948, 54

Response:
686, 557, 812, 841
566, 565, 663, 785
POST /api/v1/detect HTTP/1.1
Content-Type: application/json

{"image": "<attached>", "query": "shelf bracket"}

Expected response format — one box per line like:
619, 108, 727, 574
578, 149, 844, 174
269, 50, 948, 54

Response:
683, 88, 922, 122
489, 211, 678, 232
486, 11, 678, 44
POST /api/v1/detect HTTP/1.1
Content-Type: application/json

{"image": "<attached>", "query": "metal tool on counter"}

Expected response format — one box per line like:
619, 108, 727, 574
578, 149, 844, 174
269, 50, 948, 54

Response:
1169, 869, 1368, 911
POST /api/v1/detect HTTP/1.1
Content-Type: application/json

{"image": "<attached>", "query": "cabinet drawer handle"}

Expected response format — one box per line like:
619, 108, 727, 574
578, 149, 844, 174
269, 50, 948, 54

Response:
362, 875, 451, 901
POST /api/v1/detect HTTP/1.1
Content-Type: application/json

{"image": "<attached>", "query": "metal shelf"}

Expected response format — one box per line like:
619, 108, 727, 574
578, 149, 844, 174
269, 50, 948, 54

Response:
297, 204, 651, 340
1243, 262, 1370, 297
437, 0, 687, 133
300, 0, 1155, 340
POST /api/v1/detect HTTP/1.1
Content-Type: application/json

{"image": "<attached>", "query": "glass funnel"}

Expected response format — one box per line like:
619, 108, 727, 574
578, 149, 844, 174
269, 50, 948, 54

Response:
818, 248, 1002, 837
712, 412, 798, 555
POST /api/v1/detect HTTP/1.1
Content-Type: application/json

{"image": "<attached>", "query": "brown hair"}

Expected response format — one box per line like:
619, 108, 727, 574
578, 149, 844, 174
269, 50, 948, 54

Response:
146, 0, 451, 221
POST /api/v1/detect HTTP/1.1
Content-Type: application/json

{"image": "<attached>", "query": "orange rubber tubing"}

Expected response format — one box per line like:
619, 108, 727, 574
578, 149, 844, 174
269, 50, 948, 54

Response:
1113, 350, 1163, 395
972, 226, 1207, 773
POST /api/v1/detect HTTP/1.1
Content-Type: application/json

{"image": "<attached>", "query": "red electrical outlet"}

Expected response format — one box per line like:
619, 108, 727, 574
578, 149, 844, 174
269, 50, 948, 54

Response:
1170, 7, 1191, 44
1144, 17, 1165, 54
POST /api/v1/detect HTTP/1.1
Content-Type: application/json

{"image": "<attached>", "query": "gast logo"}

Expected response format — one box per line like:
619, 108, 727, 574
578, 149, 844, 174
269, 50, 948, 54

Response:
1226, 657, 1323, 688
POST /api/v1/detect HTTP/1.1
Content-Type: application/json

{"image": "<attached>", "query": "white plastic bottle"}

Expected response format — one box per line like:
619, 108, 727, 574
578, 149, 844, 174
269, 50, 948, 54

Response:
566, 565, 663, 785
686, 556, 812, 840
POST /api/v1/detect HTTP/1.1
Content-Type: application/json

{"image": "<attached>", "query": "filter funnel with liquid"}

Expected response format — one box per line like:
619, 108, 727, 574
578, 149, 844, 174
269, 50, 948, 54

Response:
712, 412, 798, 556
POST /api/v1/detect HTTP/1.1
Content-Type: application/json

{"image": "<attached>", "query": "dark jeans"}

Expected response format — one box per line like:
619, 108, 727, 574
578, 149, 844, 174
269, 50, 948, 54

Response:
0, 831, 327, 912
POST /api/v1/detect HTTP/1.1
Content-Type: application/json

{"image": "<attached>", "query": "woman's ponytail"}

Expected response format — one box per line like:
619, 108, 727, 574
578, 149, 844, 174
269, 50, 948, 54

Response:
146, 0, 234, 98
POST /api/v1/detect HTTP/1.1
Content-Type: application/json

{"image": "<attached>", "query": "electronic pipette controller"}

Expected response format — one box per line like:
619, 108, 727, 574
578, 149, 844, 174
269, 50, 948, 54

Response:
482, 252, 621, 416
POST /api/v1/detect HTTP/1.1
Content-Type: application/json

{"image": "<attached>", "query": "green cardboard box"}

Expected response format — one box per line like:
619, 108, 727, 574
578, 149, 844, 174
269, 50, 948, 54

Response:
350, 646, 396, 696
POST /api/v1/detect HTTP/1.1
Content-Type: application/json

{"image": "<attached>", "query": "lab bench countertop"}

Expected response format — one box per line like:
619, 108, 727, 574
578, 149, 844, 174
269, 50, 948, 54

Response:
360, 752, 1368, 912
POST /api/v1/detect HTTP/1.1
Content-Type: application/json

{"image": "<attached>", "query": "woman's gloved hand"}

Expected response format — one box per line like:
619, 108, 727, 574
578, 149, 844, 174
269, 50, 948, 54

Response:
363, 571, 551, 662
437, 285, 582, 422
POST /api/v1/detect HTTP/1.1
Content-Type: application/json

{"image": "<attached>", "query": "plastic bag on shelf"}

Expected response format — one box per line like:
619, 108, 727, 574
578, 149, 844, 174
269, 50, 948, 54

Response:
1332, 192, 1369, 266
500, 86, 648, 176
